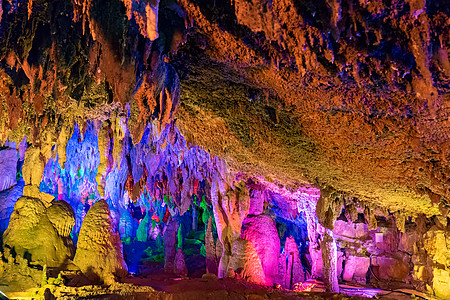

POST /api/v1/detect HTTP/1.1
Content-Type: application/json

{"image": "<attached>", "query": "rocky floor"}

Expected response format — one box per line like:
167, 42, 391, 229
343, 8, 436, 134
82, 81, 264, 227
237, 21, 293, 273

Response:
2, 276, 437, 300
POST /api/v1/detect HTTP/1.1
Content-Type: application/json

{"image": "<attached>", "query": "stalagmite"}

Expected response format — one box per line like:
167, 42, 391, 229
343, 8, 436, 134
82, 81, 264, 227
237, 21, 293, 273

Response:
211, 179, 250, 278
137, 212, 150, 242
174, 248, 188, 277
205, 216, 218, 274
3, 197, 75, 268
22, 146, 45, 199
276, 252, 286, 288
241, 214, 280, 286
163, 218, 179, 273
228, 238, 266, 285
73, 200, 128, 284
284, 236, 304, 289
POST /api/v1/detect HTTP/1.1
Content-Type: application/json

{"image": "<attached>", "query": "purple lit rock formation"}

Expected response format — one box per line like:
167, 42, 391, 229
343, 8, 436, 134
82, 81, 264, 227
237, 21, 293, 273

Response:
0, 147, 17, 192
241, 214, 280, 286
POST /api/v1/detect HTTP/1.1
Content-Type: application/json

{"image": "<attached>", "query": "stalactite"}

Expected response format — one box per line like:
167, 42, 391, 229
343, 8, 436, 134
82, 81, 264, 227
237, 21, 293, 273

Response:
112, 113, 126, 169
344, 200, 358, 222
394, 211, 406, 233
316, 188, 342, 230
56, 122, 73, 169
364, 205, 377, 231
95, 122, 107, 197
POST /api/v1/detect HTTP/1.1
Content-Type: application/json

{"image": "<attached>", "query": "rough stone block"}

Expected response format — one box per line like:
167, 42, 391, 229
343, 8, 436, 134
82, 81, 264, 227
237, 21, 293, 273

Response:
372, 256, 410, 281
432, 268, 450, 299
334, 220, 369, 238
343, 256, 370, 281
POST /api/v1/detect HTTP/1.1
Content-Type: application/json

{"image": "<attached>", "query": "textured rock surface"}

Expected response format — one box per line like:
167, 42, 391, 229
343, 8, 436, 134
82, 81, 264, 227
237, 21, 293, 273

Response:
321, 230, 339, 293
2, 197, 75, 268
205, 216, 218, 275
283, 236, 305, 289
163, 218, 179, 274
73, 199, 128, 284
0, 0, 448, 236
342, 256, 370, 282
421, 226, 450, 298
227, 238, 267, 286
174, 248, 188, 277
0, 147, 17, 192
173, 0, 450, 219
0, 0, 448, 226
241, 214, 280, 286
0, 179, 23, 232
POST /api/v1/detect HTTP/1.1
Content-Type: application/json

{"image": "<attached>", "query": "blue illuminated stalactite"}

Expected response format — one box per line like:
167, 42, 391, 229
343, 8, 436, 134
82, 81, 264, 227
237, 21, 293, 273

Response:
39, 122, 102, 241
37, 119, 217, 253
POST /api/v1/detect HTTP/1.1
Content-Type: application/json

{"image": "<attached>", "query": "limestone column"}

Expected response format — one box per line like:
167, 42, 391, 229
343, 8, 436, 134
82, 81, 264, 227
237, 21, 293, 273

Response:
321, 228, 339, 293
315, 188, 341, 293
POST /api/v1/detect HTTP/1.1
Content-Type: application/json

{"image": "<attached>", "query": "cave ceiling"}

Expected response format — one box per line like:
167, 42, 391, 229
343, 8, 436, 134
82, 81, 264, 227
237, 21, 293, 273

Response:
0, 0, 449, 217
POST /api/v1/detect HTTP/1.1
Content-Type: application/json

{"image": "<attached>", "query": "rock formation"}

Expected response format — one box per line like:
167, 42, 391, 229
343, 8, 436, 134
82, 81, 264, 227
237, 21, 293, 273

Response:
0, 0, 450, 298
211, 180, 250, 278
205, 215, 218, 275
316, 190, 340, 293
163, 218, 179, 274
320, 229, 339, 293
283, 236, 305, 289
174, 248, 188, 277
227, 238, 266, 285
241, 214, 280, 286
0, 147, 17, 192
73, 199, 128, 284
3, 197, 75, 268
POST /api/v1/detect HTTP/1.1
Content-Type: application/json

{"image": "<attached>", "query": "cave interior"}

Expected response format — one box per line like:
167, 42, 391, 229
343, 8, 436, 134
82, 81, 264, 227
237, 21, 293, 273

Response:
0, 0, 450, 299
